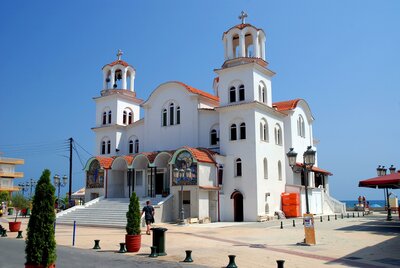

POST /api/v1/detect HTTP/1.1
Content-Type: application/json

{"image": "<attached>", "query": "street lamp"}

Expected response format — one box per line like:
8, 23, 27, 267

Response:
53, 174, 68, 210
286, 146, 316, 214
376, 165, 395, 221
18, 183, 29, 196
173, 167, 192, 225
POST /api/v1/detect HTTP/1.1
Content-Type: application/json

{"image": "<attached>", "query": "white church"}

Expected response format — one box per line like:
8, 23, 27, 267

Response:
83, 15, 345, 222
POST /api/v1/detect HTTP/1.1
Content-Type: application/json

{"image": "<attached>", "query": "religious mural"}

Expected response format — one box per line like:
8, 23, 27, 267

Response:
172, 151, 197, 186
86, 160, 104, 188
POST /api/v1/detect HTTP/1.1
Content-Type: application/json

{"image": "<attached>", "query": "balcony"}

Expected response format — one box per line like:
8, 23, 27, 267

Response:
0, 171, 24, 178
0, 157, 24, 165
0, 186, 20, 192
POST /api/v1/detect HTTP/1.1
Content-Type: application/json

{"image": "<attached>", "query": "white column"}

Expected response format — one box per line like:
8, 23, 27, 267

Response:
122, 68, 127, 89
223, 37, 228, 60
261, 36, 266, 60
130, 73, 135, 92
239, 32, 245, 57
254, 32, 260, 58
110, 69, 115, 88
227, 34, 233, 59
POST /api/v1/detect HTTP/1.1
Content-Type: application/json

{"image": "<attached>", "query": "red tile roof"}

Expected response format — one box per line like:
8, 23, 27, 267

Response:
273, 99, 301, 111
175, 81, 220, 102
106, 60, 130, 67
296, 163, 332, 176
224, 23, 262, 34
96, 156, 114, 169
199, 185, 221, 191
184, 147, 216, 164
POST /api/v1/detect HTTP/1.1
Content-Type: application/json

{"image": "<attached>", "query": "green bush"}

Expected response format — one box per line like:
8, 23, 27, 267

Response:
25, 169, 57, 266
11, 193, 29, 222
0, 191, 9, 204
126, 192, 141, 235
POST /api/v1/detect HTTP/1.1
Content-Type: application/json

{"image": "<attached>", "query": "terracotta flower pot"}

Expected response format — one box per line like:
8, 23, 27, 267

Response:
125, 234, 141, 252
9, 221, 21, 232
25, 263, 55, 268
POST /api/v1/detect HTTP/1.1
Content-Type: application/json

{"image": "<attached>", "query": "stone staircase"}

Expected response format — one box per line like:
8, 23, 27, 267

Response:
56, 196, 168, 228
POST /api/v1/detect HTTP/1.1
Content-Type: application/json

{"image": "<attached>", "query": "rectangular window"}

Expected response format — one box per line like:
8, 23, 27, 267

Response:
136, 171, 143, 186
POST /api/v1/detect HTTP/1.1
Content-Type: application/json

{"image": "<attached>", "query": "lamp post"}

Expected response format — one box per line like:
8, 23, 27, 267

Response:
287, 146, 317, 246
173, 167, 192, 225
287, 146, 316, 214
28, 178, 36, 198
376, 165, 395, 221
53, 174, 68, 210
18, 183, 29, 196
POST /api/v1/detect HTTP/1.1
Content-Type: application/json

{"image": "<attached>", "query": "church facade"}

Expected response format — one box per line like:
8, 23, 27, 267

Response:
84, 17, 342, 222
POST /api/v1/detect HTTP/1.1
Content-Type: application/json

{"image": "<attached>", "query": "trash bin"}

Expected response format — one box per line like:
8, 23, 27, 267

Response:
151, 227, 168, 256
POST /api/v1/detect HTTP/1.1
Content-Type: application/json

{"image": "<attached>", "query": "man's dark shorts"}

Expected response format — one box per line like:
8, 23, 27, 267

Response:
146, 220, 152, 225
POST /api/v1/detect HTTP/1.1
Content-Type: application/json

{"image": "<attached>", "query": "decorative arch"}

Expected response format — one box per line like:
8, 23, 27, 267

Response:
258, 81, 267, 103
274, 124, 282, 146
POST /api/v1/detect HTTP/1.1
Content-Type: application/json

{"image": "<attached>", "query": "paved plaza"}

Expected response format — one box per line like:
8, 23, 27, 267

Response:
1, 212, 399, 267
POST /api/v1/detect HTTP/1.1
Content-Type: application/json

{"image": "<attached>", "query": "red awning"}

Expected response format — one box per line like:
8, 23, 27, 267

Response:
295, 163, 333, 176
359, 172, 400, 189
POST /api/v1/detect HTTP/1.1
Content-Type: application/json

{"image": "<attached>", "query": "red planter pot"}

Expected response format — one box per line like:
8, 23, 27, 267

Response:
125, 234, 141, 252
25, 263, 55, 268
9, 221, 21, 232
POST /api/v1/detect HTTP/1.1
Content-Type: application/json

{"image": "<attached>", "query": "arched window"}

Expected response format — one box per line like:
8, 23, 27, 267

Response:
101, 141, 106, 155
107, 140, 111, 154
123, 111, 127, 124
210, 129, 218, 145
128, 112, 133, 124
169, 103, 174, 125
230, 124, 237, 141
108, 111, 112, 124
259, 83, 266, 103
128, 140, 133, 154
176, 106, 181, 125
134, 139, 139, 153
162, 109, 167, 126
274, 124, 282, 145
260, 120, 269, 142
240, 122, 246, 139
263, 158, 268, 179
298, 115, 305, 138
102, 112, 107, 125
278, 161, 282, 180
235, 158, 242, 177
229, 86, 236, 103
238, 84, 245, 101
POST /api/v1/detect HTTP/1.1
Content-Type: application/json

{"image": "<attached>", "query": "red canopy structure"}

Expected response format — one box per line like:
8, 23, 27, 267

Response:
359, 172, 400, 189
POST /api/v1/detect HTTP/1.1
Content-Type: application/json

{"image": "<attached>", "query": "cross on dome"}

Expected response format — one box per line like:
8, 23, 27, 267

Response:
238, 11, 248, 24
116, 49, 123, 60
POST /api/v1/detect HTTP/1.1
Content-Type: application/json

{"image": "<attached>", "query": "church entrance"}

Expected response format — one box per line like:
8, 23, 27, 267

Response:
155, 173, 164, 195
232, 191, 244, 222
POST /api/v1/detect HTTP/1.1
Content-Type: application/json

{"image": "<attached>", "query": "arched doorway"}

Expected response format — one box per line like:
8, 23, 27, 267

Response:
231, 191, 244, 222
109, 157, 127, 198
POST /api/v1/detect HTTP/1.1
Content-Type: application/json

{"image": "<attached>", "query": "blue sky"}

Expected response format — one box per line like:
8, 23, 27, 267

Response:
0, 1, 399, 200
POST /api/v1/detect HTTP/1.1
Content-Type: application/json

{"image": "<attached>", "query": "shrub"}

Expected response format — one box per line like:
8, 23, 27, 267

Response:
11, 193, 29, 222
126, 192, 141, 235
25, 169, 57, 266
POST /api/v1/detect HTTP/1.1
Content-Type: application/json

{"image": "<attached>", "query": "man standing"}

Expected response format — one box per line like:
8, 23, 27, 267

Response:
141, 200, 154, 235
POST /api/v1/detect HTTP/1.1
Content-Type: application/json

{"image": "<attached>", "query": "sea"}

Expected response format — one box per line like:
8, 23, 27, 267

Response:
340, 200, 387, 209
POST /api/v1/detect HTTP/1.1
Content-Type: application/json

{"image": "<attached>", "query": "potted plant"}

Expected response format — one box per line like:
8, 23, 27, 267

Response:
125, 192, 141, 252
25, 169, 57, 268
9, 193, 29, 232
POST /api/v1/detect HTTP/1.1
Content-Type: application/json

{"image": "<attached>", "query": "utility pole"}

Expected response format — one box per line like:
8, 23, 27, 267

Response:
69, 137, 73, 205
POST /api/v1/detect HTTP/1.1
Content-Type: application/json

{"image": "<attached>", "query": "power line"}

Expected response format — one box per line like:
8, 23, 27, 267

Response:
73, 140, 94, 157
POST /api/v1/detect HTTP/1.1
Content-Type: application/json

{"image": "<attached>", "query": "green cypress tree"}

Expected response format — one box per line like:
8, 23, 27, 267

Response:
25, 169, 57, 267
126, 192, 141, 235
